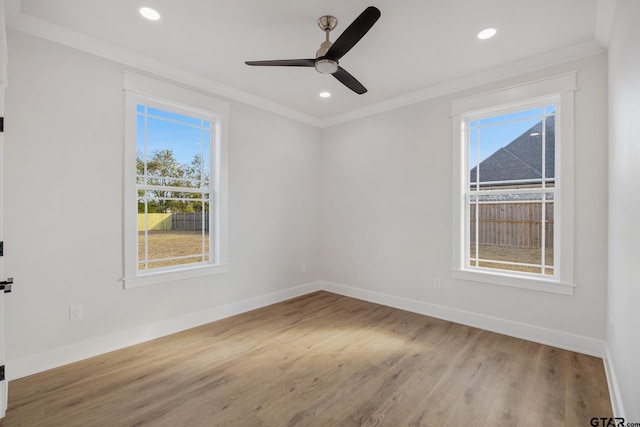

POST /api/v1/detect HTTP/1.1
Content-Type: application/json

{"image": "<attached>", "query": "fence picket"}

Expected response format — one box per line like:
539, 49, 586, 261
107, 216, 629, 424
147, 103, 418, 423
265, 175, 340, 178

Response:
470, 203, 553, 248
139, 213, 210, 231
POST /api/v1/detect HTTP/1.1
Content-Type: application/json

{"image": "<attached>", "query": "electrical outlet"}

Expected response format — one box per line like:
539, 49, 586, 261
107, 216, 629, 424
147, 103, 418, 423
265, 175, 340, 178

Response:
433, 278, 441, 290
300, 263, 307, 273
69, 305, 83, 322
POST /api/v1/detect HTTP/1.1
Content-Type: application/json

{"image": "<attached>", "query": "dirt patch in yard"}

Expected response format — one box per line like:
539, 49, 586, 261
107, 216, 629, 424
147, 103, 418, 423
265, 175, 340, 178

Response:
138, 230, 210, 269
471, 244, 554, 274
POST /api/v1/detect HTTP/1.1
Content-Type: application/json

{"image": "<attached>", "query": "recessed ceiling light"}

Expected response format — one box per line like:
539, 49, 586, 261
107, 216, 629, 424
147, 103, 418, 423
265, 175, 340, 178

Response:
139, 6, 161, 21
319, 92, 331, 98
477, 27, 497, 40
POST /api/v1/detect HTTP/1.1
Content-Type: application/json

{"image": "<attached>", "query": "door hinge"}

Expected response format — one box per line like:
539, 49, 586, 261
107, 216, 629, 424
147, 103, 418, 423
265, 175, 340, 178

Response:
0, 117, 4, 132
0, 278, 12, 293
0, 241, 3, 256
0, 366, 5, 381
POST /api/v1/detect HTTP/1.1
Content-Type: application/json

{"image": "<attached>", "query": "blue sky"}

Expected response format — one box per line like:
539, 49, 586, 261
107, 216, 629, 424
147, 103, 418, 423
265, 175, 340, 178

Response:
137, 105, 210, 167
469, 106, 555, 166
137, 104, 554, 174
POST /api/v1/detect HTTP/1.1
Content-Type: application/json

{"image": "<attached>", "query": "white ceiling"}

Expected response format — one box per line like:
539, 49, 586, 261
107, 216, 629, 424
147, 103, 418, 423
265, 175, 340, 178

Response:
5, 0, 606, 124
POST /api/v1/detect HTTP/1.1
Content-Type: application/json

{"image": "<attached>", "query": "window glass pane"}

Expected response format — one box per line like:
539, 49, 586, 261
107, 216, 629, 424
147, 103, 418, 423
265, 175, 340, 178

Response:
468, 194, 555, 275
202, 129, 211, 189
145, 117, 205, 177
136, 103, 213, 272
147, 107, 204, 127
545, 201, 554, 269
478, 108, 542, 127
465, 104, 560, 279
469, 127, 478, 188
136, 114, 145, 162
544, 114, 555, 180
469, 201, 478, 263
473, 117, 544, 185
137, 191, 210, 271
469, 105, 557, 189
137, 105, 211, 189
139, 225, 210, 269
147, 255, 209, 270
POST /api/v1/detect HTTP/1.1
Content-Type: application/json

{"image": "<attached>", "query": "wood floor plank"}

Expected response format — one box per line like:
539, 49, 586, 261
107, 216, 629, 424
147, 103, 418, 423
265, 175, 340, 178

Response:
0, 292, 612, 426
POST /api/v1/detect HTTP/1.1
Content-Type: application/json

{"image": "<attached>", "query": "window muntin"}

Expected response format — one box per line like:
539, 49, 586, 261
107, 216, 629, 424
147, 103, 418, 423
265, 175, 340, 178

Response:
123, 72, 230, 289
450, 73, 575, 295
136, 103, 214, 272
464, 104, 557, 278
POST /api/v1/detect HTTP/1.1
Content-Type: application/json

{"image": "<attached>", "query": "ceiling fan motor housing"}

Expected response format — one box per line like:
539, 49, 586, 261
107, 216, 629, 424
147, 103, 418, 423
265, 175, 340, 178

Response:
315, 39, 338, 74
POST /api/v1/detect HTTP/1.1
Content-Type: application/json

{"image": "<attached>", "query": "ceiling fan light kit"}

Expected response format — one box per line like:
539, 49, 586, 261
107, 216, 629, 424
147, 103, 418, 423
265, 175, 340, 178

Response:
315, 59, 339, 74
245, 6, 381, 95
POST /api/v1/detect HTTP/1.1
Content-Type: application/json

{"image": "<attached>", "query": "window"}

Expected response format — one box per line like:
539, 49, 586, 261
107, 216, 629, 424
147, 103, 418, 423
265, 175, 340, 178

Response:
136, 104, 212, 271
467, 105, 556, 276
123, 73, 229, 288
451, 73, 576, 295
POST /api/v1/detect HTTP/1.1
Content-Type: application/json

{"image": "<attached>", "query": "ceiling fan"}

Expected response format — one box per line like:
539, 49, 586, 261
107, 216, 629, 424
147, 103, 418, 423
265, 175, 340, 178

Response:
245, 6, 381, 95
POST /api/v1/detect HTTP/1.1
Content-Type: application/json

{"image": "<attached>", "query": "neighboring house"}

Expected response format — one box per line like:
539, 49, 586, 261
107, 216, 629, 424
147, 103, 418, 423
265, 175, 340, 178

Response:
470, 116, 555, 187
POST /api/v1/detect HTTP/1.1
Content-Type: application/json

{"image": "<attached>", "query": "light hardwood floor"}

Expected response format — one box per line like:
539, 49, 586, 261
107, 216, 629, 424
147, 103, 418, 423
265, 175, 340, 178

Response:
1, 292, 612, 426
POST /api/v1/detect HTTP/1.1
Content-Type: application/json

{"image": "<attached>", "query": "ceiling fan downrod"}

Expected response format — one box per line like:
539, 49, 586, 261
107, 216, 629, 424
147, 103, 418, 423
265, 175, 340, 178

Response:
315, 15, 339, 74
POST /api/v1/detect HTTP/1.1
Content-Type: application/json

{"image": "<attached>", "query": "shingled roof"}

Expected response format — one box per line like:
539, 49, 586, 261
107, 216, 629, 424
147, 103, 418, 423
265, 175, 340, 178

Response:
470, 115, 555, 186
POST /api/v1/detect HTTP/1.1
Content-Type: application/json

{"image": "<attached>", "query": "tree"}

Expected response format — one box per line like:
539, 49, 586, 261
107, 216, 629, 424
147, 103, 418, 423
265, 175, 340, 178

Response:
182, 154, 209, 213
137, 150, 208, 214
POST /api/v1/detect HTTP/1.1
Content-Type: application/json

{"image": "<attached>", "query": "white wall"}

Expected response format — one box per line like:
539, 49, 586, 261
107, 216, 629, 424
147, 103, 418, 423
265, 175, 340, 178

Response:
0, 21, 616, 397
608, 0, 640, 419
2, 30, 322, 376
320, 53, 609, 349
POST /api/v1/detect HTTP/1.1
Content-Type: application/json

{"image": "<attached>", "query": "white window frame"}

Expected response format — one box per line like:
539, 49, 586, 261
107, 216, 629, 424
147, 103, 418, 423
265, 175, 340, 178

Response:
450, 72, 576, 295
122, 72, 229, 288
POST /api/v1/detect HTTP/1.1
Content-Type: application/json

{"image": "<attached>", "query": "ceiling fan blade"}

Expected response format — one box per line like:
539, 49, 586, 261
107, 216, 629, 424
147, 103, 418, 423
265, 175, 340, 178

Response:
325, 6, 380, 61
245, 59, 316, 67
333, 67, 367, 94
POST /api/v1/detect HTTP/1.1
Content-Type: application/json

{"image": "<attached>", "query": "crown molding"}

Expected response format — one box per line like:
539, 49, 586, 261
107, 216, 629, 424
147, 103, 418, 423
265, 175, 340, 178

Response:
5, 10, 323, 127
318, 40, 605, 128
5, 3, 605, 129
595, 0, 618, 48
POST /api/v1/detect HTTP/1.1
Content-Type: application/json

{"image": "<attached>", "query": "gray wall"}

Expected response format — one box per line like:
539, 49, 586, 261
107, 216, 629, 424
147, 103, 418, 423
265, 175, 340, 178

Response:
5, 14, 630, 413
320, 53, 608, 342
608, 0, 640, 418
3, 30, 322, 372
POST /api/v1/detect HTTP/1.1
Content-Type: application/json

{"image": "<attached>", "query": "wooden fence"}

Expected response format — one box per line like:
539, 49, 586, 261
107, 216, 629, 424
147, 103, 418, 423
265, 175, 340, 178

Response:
137, 213, 172, 231
138, 213, 209, 231
172, 213, 210, 231
470, 203, 553, 248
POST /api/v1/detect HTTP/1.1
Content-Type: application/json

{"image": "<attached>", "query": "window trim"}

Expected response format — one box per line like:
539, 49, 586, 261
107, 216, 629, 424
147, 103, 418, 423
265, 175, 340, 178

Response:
122, 72, 229, 289
450, 72, 576, 295
466, 102, 557, 278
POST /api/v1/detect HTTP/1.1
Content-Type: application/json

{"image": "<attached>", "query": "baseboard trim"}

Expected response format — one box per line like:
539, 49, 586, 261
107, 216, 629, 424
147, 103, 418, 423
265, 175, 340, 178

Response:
7, 280, 608, 381
603, 345, 626, 418
6, 281, 323, 381
321, 281, 607, 358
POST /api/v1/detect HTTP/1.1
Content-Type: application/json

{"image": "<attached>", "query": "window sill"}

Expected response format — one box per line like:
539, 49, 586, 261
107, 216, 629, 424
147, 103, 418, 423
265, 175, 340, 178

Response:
451, 269, 575, 295
122, 263, 229, 289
